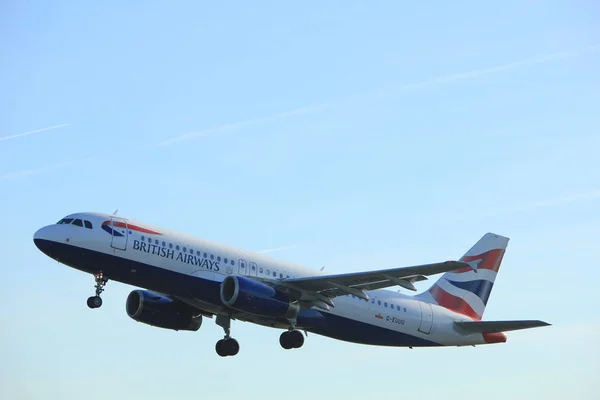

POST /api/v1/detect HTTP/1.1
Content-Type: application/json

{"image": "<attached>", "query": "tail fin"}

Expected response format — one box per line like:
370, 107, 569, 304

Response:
416, 233, 509, 320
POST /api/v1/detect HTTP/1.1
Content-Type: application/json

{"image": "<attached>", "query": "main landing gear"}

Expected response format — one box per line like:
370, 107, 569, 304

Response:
279, 330, 305, 350
87, 272, 108, 309
215, 315, 239, 357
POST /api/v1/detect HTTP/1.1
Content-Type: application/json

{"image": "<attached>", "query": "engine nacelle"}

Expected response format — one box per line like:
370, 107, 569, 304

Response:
126, 290, 202, 331
220, 275, 299, 319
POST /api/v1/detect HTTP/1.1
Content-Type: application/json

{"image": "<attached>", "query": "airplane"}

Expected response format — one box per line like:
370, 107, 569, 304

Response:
33, 211, 550, 357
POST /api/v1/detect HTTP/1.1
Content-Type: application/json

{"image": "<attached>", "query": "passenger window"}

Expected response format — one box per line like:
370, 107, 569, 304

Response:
169, 243, 173, 249
384, 302, 388, 307
197, 251, 201, 256
141, 236, 145, 241
378, 300, 381, 306
72, 219, 83, 227
231, 260, 235, 265
204, 253, 207, 258
176, 245, 180, 250
162, 241, 166, 246
183, 247, 187, 252
210, 255, 214, 260
84, 220, 93, 229
217, 256, 221, 262
224, 258, 228, 263
273, 271, 277, 277
259, 268, 264, 273
155, 239, 159, 245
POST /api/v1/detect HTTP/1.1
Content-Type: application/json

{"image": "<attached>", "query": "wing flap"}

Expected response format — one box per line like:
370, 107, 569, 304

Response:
454, 320, 551, 333
278, 260, 470, 302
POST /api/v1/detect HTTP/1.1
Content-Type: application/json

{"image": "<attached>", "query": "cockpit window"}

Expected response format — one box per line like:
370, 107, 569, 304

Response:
72, 219, 83, 227
84, 220, 93, 229
57, 218, 74, 224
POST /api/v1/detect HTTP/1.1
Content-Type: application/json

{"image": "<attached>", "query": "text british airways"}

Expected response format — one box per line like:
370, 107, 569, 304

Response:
132, 240, 220, 271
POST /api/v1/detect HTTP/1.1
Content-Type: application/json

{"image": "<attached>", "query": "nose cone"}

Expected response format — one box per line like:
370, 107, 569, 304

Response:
33, 226, 55, 256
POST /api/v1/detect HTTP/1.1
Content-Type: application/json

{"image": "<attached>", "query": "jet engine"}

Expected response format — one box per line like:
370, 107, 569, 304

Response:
126, 290, 202, 331
220, 275, 299, 319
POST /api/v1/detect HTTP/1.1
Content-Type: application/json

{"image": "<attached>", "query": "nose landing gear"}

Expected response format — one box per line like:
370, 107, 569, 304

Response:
87, 272, 107, 309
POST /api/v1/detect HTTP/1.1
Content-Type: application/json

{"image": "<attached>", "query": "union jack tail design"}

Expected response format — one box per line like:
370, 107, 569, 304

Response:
416, 233, 509, 320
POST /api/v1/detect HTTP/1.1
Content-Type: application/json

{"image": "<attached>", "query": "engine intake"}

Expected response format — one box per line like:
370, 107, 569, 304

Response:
126, 290, 202, 331
220, 275, 299, 319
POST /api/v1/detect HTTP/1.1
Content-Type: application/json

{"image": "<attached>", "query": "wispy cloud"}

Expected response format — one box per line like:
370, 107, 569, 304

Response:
2, 45, 598, 181
0, 123, 70, 142
155, 45, 599, 147
156, 103, 329, 147
0, 161, 76, 182
256, 244, 300, 254
446, 188, 600, 223
392, 45, 599, 93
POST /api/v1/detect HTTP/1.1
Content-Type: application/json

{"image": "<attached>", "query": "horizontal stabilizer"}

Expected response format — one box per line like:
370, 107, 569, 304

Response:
455, 320, 551, 333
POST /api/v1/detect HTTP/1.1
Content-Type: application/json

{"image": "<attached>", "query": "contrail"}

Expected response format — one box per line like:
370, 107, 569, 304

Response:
0, 123, 70, 142
2, 45, 598, 181
156, 103, 329, 147
0, 161, 76, 182
156, 45, 599, 147
355, 45, 600, 100
256, 244, 299, 254
445, 188, 600, 223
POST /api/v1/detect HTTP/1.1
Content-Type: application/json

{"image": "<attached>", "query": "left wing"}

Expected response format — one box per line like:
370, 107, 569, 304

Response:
277, 260, 469, 309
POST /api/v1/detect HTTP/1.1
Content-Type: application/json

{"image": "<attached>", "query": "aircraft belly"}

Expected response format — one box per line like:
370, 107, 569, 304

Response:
39, 239, 444, 347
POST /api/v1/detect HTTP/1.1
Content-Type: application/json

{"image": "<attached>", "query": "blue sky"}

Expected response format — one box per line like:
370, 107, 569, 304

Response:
1, 1, 599, 399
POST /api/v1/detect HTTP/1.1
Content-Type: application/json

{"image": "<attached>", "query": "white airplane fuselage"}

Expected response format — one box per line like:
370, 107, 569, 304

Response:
33, 212, 508, 350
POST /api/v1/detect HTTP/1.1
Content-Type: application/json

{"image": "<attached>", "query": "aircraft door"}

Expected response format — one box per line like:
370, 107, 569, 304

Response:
238, 259, 248, 276
248, 262, 258, 277
109, 217, 128, 251
417, 301, 433, 334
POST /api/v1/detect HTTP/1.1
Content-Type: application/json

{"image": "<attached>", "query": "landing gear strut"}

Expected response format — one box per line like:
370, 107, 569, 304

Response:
215, 315, 239, 357
87, 272, 107, 309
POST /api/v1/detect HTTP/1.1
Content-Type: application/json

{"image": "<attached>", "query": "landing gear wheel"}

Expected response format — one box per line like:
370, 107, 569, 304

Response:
216, 338, 240, 357
225, 338, 239, 356
280, 331, 293, 349
280, 330, 304, 350
87, 296, 102, 309
290, 330, 304, 348
87, 272, 108, 309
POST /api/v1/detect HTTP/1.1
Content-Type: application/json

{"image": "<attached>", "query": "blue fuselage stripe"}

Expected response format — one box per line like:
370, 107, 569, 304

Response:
34, 239, 440, 347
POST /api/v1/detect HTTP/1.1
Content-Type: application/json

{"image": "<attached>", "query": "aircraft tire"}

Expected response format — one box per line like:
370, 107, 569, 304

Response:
290, 330, 304, 348
279, 331, 294, 349
216, 338, 239, 357
216, 339, 228, 357
226, 339, 239, 356
87, 296, 102, 309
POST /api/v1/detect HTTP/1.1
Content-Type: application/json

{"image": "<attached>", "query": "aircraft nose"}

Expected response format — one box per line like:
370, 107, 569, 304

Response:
33, 226, 54, 254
